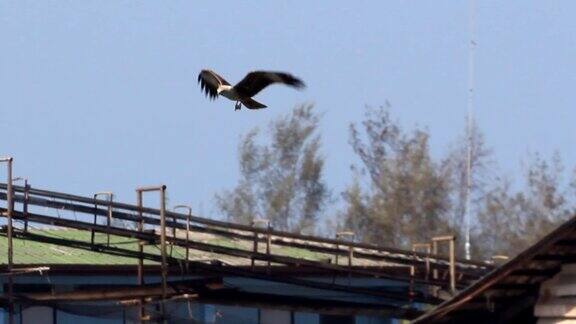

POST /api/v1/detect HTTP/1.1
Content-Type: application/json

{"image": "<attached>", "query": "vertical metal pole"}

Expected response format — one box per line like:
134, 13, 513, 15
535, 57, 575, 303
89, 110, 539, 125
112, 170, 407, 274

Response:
251, 221, 258, 270
432, 235, 457, 293
186, 212, 190, 270
136, 185, 167, 322
170, 213, 177, 257
410, 249, 416, 278
464, 0, 477, 261
412, 243, 432, 281
409, 249, 416, 301
335, 233, 341, 266
159, 186, 167, 301
5, 158, 14, 324
159, 186, 167, 323
335, 232, 354, 268
136, 190, 145, 322
336, 231, 354, 285
424, 245, 431, 281
91, 195, 97, 247
92, 193, 113, 247
335, 242, 339, 265
332, 233, 343, 284
106, 195, 113, 246
348, 246, 353, 268
6, 159, 13, 264
449, 238, 456, 293
23, 180, 29, 233
266, 224, 272, 272
412, 242, 432, 298
251, 219, 270, 271
174, 205, 192, 272
348, 245, 354, 285
432, 241, 438, 280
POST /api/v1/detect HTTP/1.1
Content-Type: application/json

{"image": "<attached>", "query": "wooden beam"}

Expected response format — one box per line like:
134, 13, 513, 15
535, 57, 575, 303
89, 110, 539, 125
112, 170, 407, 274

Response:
12, 278, 222, 301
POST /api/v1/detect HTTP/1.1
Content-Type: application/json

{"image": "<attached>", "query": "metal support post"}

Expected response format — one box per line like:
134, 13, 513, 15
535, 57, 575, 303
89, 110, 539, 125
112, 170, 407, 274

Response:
251, 219, 270, 271
266, 223, 272, 272
336, 231, 354, 285
174, 205, 192, 272
411, 242, 432, 300
92, 192, 113, 247
1, 157, 14, 324
13, 177, 29, 233
136, 190, 145, 321
432, 240, 438, 280
170, 213, 177, 257
412, 243, 432, 280
251, 222, 258, 270
432, 235, 457, 294
136, 185, 168, 322
336, 231, 354, 268
23, 180, 29, 233
449, 238, 456, 293
160, 186, 167, 301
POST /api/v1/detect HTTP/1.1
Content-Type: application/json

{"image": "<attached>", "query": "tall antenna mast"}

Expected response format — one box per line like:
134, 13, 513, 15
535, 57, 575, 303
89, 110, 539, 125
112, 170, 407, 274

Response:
464, 0, 476, 260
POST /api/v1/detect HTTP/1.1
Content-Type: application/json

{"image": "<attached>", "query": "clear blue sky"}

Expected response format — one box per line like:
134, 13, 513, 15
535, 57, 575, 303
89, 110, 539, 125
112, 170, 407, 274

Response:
2, 1, 575, 215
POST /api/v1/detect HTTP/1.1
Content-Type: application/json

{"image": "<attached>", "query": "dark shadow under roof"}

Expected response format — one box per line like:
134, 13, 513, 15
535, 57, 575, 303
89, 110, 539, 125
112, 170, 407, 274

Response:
413, 213, 576, 323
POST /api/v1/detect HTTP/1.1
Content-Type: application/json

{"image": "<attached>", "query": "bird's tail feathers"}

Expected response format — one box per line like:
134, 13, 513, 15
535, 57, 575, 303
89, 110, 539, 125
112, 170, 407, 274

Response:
242, 98, 267, 109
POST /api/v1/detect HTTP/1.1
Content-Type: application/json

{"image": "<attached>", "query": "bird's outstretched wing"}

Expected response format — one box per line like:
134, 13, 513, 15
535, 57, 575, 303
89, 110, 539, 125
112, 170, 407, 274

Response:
234, 71, 305, 98
198, 70, 230, 100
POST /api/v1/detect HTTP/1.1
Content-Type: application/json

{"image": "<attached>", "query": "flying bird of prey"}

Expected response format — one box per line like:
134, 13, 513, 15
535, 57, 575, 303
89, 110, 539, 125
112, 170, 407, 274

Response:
198, 70, 305, 110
